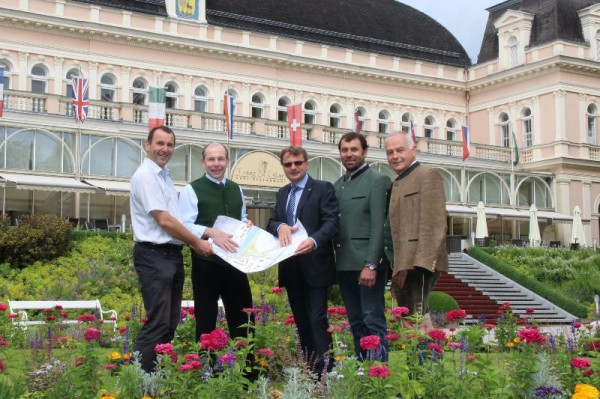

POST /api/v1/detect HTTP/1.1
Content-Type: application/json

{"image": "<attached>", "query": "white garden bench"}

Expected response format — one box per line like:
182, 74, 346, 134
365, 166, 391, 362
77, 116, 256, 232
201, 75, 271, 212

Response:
7, 300, 118, 331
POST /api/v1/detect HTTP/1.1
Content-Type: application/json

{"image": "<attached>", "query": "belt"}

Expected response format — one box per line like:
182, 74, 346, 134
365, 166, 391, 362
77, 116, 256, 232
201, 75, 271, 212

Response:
136, 241, 183, 251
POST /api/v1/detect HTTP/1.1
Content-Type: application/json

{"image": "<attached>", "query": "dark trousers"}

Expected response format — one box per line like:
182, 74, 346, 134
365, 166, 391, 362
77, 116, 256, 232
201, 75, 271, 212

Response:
191, 256, 253, 341
284, 264, 332, 373
133, 243, 184, 372
395, 268, 441, 315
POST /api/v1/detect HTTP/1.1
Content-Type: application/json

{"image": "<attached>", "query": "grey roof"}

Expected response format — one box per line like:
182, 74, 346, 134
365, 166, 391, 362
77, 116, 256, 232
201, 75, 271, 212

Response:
73, 0, 471, 67
477, 0, 600, 64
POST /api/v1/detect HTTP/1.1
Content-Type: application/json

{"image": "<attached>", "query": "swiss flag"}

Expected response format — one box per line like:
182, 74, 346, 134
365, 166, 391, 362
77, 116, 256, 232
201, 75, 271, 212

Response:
287, 104, 303, 146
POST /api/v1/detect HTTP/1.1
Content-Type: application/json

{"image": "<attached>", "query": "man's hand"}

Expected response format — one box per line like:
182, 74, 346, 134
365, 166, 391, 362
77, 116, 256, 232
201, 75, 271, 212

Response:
207, 227, 238, 253
245, 219, 253, 228
278, 224, 298, 247
359, 268, 377, 288
191, 239, 213, 257
294, 238, 315, 255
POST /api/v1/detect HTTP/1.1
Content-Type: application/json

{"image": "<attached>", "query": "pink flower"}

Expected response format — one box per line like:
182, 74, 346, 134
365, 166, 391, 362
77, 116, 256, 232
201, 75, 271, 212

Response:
428, 329, 447, 341
517, 328, 546, 344
446, 309, 467, 323
103, 363, 118, 370
572, 321, 582, 329
448, 342, 461, 350
467, 354, 476, 362
8, 314, 18, 319
368, 364, 390, 378
427, 342, 444, 353
242, 308, 262, 314
483, 323, 496, 330
258, 348, 274, 358
155, 343, 174, 354
83, 328, 101, 342
200, 329, 229, 351
0, 340, 9, 347
77, 314, 97, 323
218, 353, 237, 365
390, 307, 410, 317
0, 303, 7, 312
179, 363, 195, 371
272, 287, 283, 294
525, 308, 535, 314
184, 353, 200, 362
386, 333, 401, 341
359, 335, 381, 350
571, 357, 591, 369
0, 359, 5, 373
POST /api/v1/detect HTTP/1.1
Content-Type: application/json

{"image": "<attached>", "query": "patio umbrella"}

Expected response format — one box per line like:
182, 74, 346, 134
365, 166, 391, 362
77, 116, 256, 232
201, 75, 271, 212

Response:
475, 201, 488, 239
571, 205, 586, 246
528, 204, 541, 247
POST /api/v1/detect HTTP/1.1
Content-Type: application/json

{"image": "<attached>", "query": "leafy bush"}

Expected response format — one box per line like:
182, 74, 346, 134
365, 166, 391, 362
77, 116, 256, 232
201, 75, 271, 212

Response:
0, 214, 72, 267
429, 291, 459, 312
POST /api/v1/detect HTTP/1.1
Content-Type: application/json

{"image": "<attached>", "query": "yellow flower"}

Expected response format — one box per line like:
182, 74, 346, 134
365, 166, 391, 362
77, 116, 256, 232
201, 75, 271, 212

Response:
573, 384, 599, 399
506, 342, 515, 348
259, 360, 269, 368
268, 390, 282, 399
123, 352, 132, 359
142, 397, 153, 399
513, 338, 521, 344
109, 352, 122, 361
335, 355, 345, 361
400, 344, 406, 350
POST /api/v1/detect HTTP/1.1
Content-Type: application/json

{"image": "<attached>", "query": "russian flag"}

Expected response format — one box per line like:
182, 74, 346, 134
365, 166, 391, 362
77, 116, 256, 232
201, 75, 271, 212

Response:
0, 68, 4, 118
461, 124, 470, 161
224, 94, 235, 139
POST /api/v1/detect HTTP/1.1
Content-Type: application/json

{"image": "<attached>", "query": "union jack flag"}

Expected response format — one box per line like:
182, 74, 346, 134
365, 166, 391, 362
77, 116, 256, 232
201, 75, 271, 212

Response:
71, 76, 89, 123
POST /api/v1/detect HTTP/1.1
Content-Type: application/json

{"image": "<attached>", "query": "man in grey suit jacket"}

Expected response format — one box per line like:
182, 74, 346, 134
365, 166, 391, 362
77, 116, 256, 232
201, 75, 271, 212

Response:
334, 132, 391, 361
267, 146, 338, 375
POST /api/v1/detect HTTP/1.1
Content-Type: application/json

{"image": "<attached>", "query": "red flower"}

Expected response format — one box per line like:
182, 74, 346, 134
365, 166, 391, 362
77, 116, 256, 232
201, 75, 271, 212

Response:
46, 315, 56, 321
242, 308, 262, 314
258, 348, 274, 358
119, 327, 127, 335
0, 359, 5, 372
467, 354, 476, 362
285, 315, 295, 325
368, 364, 390, 378
582, 369, 595, 377
517, 328, 546, 344
218, 353, 237, 365
571, 357, 591, 369
155, 343, 174, 354
43, 308, 53, 314
200, 329, 229, 351
77, 314, 97, 323
483, 323, 496, 330
572, 321, 582, 329
140, 318, 148, 323
428, 329, 447, 341
525, 308, 535, 314
390, 307, 410, 317
84, 328, 101, 342
60, 312, 68, 319
125, 316, 132, 321
427, 342, 443, 352
0, 303, 7, 312
272, 287, 283, 294
386, 333, 401, 341
446, 309, 467, 323
103, 363, 118, 370
360, 335, 381, 350
0, 340, 9, 347
75, 357, 86, 366
184, 353, 200, 362
55, 305, 63, 310
8, 314, 18, 319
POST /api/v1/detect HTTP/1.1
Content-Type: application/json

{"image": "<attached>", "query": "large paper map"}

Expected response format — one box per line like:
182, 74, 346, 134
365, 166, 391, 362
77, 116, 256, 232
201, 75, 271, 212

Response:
211, 215, 308, 273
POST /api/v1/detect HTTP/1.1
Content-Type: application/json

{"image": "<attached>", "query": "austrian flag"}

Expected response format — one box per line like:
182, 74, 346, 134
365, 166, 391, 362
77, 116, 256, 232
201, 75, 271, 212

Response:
148, 87, 166, 132
71, 76, 89, 123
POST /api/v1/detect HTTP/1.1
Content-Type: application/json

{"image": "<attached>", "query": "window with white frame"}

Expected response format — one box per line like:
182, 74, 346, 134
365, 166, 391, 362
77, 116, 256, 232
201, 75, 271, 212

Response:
304, 100, 316, 124
588, 104, 597, 145
251, 93, 264, 118
446, 118, 457, 141
378, 110, 389, 133
401, 112, 411, 133
0, 60, 11, 89
31, 64, 48, 94
132, 78, 148, 106
100, 73, 116, 102
424, 116, 435, 138
596, 30, 600, 62
65, 69, 79, 99
194, 86, 208, 112
355, 107, 365, 131
509, 35, 518, 68
522, 107, 532, 147
165, 82, 178, 109
329, 104, 342, 128
499, 113, 510, 147
277, 97, 289, 122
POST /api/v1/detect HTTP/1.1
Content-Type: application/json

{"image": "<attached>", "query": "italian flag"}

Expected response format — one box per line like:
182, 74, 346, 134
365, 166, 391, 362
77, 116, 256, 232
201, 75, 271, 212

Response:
148, 87, 166, 131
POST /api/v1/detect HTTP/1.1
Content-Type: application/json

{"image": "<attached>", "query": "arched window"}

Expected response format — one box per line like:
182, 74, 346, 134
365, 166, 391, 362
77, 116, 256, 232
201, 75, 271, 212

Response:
277, 97, 289, 122
378, 110, 389, 133
424, 116, 435, 138
170, 144, 205, 182
100, 73, 116, 102
194, 86, 208, 112
509, 35, 518, 67
588, 104, 597, 145
401, 112, 412, 133
165, 82, 178, 109
355, 107, 365, 132
308, 157, 342, 183
132, 78, 148, 105
522, 107, 532, 147
467, 172, 510, 205
251, 93, 264, 118
517, 177, 552, 208
499, 112, 510, 147
304, 101, 316, 125
0, 60, 12, 89
31, 64, 48, 94
80, 135, 142, 177
65, 68, 80, 99
446, 118, 457, 141
329, 104, 341, 128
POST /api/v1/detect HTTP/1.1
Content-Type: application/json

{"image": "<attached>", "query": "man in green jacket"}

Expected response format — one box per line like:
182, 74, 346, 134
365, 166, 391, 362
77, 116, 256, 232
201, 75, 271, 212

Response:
334, 132, 391, 361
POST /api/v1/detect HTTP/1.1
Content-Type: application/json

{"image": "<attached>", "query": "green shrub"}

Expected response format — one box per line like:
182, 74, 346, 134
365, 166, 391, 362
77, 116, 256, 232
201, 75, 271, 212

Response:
0, 214, 72, 267
429, 291, 459, 312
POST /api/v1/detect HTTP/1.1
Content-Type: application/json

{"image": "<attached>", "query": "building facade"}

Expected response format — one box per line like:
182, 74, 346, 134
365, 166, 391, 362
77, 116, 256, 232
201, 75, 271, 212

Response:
0, 0, 598, 246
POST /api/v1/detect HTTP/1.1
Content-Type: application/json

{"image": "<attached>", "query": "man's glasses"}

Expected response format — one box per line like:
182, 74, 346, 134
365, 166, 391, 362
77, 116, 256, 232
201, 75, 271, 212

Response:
283, 160, 306, 168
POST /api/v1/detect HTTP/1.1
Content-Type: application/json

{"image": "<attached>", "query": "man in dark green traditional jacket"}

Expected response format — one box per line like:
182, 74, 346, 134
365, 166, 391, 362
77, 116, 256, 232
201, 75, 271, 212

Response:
179, 142, 253, 341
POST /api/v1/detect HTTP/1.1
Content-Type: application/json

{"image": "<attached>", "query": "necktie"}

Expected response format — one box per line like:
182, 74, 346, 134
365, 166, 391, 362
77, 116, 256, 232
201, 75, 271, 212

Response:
286, 185, 297, 226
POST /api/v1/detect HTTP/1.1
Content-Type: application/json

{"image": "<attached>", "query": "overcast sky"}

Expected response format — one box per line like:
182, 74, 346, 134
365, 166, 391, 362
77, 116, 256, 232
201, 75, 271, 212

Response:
399, 0, 502, 63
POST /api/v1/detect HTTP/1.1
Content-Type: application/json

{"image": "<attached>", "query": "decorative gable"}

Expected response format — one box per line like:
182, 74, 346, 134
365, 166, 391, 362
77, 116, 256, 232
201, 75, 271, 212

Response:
578, 3, 600, 61
494, 9, 535, 69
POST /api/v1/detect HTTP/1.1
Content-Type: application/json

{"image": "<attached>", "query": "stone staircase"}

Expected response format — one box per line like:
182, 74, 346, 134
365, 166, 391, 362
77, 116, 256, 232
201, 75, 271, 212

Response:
433, 252, 576, 324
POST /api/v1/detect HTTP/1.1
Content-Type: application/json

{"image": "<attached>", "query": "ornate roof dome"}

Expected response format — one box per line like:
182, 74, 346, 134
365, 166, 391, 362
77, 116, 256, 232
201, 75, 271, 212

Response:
74, 0, 471, 66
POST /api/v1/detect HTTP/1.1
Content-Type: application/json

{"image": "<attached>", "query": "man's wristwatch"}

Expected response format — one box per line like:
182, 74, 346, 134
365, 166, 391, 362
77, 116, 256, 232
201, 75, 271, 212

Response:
364, 262, 377, 271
